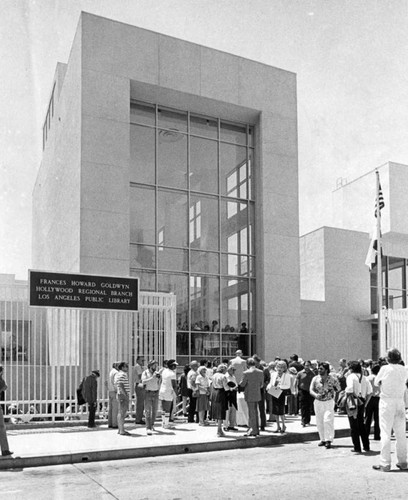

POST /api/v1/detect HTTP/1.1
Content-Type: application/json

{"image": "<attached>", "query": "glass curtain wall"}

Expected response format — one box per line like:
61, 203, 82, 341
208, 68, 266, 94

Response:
129, 101, 255, 364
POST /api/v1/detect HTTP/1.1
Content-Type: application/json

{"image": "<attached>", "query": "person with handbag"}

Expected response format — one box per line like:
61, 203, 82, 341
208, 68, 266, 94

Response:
345, 361, 372, 453
267, 360, 291, 433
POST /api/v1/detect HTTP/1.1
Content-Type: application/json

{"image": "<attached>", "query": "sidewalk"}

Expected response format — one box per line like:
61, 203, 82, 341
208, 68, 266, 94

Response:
0, 414, 352, 470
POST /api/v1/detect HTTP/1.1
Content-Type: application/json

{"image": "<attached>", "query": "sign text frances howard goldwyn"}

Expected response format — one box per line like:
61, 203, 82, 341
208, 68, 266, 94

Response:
29, 271, 139, 311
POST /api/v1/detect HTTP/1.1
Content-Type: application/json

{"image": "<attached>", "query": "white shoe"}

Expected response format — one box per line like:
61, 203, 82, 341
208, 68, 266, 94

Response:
146, 429, 152, 435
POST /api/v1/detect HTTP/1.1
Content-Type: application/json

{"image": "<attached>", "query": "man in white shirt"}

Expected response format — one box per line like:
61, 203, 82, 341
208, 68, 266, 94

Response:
373, 348, 408, 472
107, 362, 119, 428
187, 360, 199, 423
133, 356, 145, 425
159, 359, 178, 429
230, 350, 247, 386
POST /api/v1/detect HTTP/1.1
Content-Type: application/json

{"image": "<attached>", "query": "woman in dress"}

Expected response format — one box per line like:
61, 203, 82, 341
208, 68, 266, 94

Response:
211, 364, 229, 437
310, 362, 340, 448
345, 360, 372, 453
267, 360, 291, 433
195, 366, 210, 426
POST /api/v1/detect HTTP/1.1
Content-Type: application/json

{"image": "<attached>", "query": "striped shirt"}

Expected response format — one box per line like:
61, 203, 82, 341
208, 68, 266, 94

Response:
114, 371, 130, 397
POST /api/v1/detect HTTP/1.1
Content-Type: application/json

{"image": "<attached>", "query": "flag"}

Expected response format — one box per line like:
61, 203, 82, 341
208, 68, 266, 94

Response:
365, 233, 377, 270
374, 181, 385, 217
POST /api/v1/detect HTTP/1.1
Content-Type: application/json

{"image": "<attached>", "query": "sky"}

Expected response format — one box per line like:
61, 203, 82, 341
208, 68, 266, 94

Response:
1, 0, 408, 279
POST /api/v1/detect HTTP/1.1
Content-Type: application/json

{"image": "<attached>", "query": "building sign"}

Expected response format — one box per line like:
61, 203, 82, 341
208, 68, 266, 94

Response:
29, 270, 139, 311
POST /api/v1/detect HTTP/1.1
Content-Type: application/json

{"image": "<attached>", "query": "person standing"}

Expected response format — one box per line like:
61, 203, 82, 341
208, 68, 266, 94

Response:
253, 355, 270, 431
115, 362, 131, 436
223, 364, 238, 431
211, 364, 229, 437
187, 360, 199, 423
310, 362, 340, 449
372, 348, 408, 472
365, 363, 381, 441
82, 369, 100, 428
296, 360, 315, 427
345, 360, 372, 453
240, 358, 264, 437
0, 365, 13, 457
107, 362, 119, 429
267, 360, 291, 433
230, 350, 247, 388
133, 356, 145, 425
159, 359, 178, 429
141, 360, 161, 435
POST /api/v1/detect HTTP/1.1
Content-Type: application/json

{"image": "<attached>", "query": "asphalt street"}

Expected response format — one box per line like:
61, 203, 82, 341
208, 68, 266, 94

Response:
1, 436, 407, 500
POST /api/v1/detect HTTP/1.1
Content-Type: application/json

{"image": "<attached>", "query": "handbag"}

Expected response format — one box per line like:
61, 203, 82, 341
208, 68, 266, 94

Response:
76, 378, 86, 406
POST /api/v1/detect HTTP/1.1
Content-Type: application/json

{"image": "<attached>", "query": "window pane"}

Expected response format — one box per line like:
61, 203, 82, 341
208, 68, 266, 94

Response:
220, 143, 247, 198
190, 194, 219, 251
130, 124, 155, 184
221, 254, 250, 277
130, 269, 156, 291
388, 289, 404, 309
190, 250, 219, 274
221, 278, 248, 333
248, 127, 254, 148
190, 114, 218, 139
220, 200, 248, 252
157, 190, 188, 247
388, 257, 404, 289
130, 101, 155, 126
130, 186, 155, 244
158, 273, 189, 331
190, 275, 219, 334
130, 244, 155, 269
248, 149, 254, 199
158, 131, 187, 189
249, 203, 255, 254
158, 107, 187, 132
177, 332, 189, 356
220, 121, 246, 145
158, 247, 188, 272
190, 137, 218, 194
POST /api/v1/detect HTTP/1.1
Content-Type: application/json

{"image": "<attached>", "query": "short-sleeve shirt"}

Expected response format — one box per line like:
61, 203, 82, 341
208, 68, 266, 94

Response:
310, 374, 340, 401
159, 368, 176, 401
375, 364, 408, 399
296, 370, 314, 391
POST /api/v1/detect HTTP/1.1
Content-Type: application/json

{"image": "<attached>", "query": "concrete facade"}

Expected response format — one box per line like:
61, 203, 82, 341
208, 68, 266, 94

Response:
32, 13, 301, 361
300, 227, 372, 363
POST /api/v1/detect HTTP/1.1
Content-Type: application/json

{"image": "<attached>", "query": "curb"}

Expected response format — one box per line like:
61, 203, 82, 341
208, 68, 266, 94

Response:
0, 427, 351, 470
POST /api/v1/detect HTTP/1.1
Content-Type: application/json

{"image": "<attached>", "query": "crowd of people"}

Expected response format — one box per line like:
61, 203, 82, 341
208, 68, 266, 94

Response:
1, 347, 407, 471
115, 348, 407, 471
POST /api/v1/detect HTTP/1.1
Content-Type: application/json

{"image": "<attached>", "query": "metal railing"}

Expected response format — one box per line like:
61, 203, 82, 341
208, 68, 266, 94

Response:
0, 283, 176, 421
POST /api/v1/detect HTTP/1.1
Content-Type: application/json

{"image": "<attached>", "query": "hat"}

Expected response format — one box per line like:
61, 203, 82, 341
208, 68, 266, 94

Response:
92, 369, 100, 377
167, 359, 178, 367
148, 359, 158, 367
289, 367, 297, 375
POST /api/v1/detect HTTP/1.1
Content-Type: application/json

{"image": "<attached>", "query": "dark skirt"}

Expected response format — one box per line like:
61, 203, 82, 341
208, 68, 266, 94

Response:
196, 394, 209, 412
272, 392, 286, 416
211, 388, 227, 420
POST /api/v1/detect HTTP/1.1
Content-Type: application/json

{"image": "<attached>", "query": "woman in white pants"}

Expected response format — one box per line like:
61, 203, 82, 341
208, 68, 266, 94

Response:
310, 362, 340, 449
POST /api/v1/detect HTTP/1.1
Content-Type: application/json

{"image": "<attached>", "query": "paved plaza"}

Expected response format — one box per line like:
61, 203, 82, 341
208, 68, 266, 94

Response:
0, 413, 353, 470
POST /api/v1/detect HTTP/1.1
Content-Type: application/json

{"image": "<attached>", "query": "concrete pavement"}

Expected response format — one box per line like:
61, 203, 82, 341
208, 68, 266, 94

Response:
0, 413, 353, 470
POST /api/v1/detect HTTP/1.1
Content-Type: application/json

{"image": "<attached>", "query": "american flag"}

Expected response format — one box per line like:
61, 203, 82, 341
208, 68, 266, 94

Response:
374, 181, 385, 218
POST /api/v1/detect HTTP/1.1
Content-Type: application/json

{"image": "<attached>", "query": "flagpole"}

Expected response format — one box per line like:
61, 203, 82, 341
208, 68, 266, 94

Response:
375, 170, 384, 355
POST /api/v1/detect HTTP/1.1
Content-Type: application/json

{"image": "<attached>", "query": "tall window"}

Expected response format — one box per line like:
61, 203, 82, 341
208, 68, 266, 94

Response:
129, 101, 255, 363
